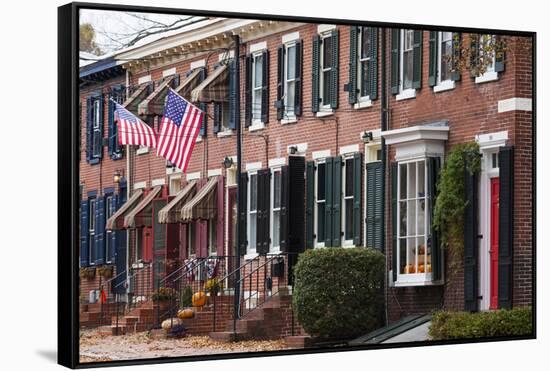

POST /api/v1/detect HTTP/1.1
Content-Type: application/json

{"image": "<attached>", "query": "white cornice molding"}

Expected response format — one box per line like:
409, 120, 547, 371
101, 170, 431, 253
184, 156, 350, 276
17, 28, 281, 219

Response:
381, 124, 449, 145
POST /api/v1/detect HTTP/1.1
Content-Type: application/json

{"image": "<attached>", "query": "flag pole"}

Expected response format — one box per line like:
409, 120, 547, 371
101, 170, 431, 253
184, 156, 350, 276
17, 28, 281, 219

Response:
233, 34, 241, 333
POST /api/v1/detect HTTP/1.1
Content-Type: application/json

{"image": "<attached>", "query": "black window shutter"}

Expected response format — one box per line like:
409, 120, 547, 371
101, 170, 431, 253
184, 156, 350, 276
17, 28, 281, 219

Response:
86, 96, 93, 163
261, 49, 270, 124
294, 40, 303, 116
199, 102, 207, 136
469, 34, 480, 77
288, 156, 305, 252
108, 96, 115, 157
332, 156, 342, 247
238, 173, 248, 255
311, 35, 321, 113
495, 35, 505, 73
97, 94, 104, 161
348, 26, 359, 104
108, 196, 118, 263
324, 157, 334, 246
257, 169, 271, 254
464, 163, 479, 312
228, 59, 237, 130
276, 45, 285, 121
390, 29, 400, 95
366, 161, 383, 250
369, 28, 379, 100
428, 31, 438, 87
451, 33, 462, 81
95, 196, 106, 265
353, 152, 363, 246
244, 55, 252, 127
412, 30, 423, 90
80, 199, 89, 267
498, 146, 514, 309
305, 161, 315, 248
391, 163, 398, 281
256, 170, 265, 253
330, 29, 340, 110
428, 157, 442, 280
213, 103, 222, 134
280, 165, 289, 251
114, 189, 127, 292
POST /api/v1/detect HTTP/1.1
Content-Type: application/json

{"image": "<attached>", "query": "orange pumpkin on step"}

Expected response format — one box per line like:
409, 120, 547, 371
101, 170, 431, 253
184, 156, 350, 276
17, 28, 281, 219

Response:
192, 291, 207, 307
177, 308, 195, 319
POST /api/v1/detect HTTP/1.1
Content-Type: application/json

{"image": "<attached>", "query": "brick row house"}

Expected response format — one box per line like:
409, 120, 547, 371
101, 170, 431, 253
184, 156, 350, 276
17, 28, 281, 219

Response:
78, 18, 533, 339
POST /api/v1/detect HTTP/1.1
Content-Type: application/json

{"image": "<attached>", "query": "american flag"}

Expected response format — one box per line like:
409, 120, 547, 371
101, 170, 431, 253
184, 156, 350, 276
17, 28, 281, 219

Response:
112, 100, 158, 148
157, 89, 204, 172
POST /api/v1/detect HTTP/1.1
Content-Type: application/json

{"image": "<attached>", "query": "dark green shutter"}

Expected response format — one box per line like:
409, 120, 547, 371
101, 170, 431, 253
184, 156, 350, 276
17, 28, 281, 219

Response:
276, 45, 285, 121
369, 28, 379, 100
348, 26, 359, 104
280, 165, 289, 251
330, 29, 339, 109
332, 156, 342, 247
428, 31, 438, 87
261, 50, 270, 124
352, 152, 362, 246
305, 161, 315, 248
366, 161, 383, 250
238, 173, 248, 255
294, 40, 303, 116
390, 29, 400, 95
80, 200, 89, 267
451, 33, 462, 81
257, 169, 271, 254
324, 157, 334, 246
412, 30, 423, 90
213, 102, 222, 133
85, 96, 93, 162
311, 35, 321, 113
464, 163, 479, 312
495, 35, 505, 73
95, 197, 106, 265
244, 55, 252, 127
428, 157, 442, 280
391, 163, 398, 281
498, 146, 514, 309
228, 59, 237, 129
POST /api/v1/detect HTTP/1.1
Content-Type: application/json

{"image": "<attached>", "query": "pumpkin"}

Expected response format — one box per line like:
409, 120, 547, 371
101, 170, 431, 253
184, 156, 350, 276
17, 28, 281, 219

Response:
192, 291, 207, 307
177, 308, 194, 319
418, 264, 425, 273
161, 318, 183, 331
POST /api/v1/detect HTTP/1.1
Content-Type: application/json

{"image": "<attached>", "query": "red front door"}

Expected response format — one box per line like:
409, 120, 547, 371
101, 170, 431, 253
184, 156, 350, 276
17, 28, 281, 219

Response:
490, 177, 500, 309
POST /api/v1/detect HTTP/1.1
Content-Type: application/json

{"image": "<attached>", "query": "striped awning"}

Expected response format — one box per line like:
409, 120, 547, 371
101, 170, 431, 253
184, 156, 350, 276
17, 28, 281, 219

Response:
137, 75, 175, 116
191, 65, 228, 103
122, 83, 150, 114
180, 176, 219, 221
157, 180, 197, 224
106, 189, 143, 230
174, 68, 203, 101
123, 185, 162, 228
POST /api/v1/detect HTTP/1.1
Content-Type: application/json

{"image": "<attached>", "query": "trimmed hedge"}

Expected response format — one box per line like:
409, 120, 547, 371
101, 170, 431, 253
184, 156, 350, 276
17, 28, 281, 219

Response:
292, 248, 385, 339
429, 307, 533, 340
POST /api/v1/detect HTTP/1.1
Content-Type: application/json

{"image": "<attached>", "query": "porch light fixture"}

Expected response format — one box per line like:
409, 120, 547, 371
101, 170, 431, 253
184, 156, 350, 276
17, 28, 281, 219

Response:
222, 156, 234, 169
362, 131, 374, 143
288, 145, 298, 155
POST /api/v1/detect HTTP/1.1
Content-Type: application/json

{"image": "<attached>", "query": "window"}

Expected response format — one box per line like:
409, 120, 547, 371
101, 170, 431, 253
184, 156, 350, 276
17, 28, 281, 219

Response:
270, 168, 282, 251
359, 27, 372, 98
475, 34, 500, 83
397, 160, 432, 282
401, 29, 414, 91
248, 172, 258, 252
438, 32, 453, 83
92, 99, 102, 159
342, 157, 355, 246
320, 34, 333, 107
169, 176, 181, 196
284, 43, 297, 118
252, 53, 263, 122
88, 198, 96, 264
208, 218, 217, 255
187, 224, 196, 256
221, 102, 231, 132
105, 194, 114, 263
315, 161, 326, 247
135, 228, 143, 261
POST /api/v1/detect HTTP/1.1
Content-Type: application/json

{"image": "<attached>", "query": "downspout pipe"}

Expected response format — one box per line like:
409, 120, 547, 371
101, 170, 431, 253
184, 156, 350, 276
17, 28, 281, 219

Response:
233, 34, 241, 330
380, 27, 389, 325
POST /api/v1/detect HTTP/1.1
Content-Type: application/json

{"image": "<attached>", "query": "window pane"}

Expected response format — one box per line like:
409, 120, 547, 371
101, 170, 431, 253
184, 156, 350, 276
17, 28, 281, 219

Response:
403, 50, 413, 89
285, 80, 295, 114
399, 164, 407, 199
407, 200, 416, 236
222, 102, 230, 129
317, 203, 325, 242
417, 237, 426, 273
286, 45, 296, 79
407, 237, 417, 273
254, 55, 263, 88
360, 60, 370, 97
417, 199, 425, 236
323, 36, 332, 69
253, 90, 262, 120
273, 171, 281, 208
250, 215, 257, 249
89, 201, 95, 231
345, 198, 354, 240
417, 160, 425, 196
399, 238, 407, 273
440, 32, 453, 81
408, 162, 416, 198
317, 163, 326, 200
345, 158, 354, 197
250, 174, 257, 211
273, 210, 280, 248
322, 70, 331, 104
361, 27, 371, 59
399, 201, 407, 237
188, 227, 195, 256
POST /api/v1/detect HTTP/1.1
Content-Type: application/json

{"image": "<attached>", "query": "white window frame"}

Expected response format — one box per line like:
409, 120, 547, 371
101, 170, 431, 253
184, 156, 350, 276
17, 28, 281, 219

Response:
92, 99, 102, 158
251, 52, 264, 125
358, 26, 372, 103
187, 224, 196, 257
314, 159, 326, 248
270, 167, 282, 253
319, 31, 333, 114
135, 228, 143, 262
168, 175, 181, 196
208, 218, 217, 256
475, 34, 499, 84
284, 42, 297, 121
88, 198, 96, 265
397, 29, 417, 101
342, 156, 356, 247
395, 158, 433, 286
219, 101, 232, 133
434, 31, 456, 93
247, 171, 259, 255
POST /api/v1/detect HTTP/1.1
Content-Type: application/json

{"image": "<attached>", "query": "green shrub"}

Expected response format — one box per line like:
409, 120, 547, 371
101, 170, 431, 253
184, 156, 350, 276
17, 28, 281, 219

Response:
429, 307, 533, 340
292, 247, 385, 339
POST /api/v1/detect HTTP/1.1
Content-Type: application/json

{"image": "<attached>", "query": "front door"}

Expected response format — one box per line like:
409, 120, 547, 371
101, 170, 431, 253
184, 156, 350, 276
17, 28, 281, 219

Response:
489, 177, 500, 309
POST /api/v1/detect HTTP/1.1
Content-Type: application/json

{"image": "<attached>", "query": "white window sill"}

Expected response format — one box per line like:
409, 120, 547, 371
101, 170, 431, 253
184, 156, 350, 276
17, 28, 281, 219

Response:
475, 71, 499, 84
269, 249, 282, 255
244, 252, 259, 260
316, 110, 334, 118
280, 117, 297, 125
136, 147, 149, 155
396, 88, 416, 101
217, 130, 233, 138
354, 99, 373, 110
392, 273, 444, 287
248, 122, 265, 132
433, 80, 455, 93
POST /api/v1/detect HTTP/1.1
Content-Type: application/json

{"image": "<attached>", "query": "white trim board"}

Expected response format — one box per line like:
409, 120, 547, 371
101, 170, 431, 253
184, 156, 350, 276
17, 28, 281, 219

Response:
151, 178, 166, 186
282, 31, 300, 44
312, 149, 331, 160
245, 162, 262, 171
186, 172, 201, 181
133, 181, 146, 190
190, 59, 206, 69
162, 67, 176, 77
497, 97, 532, 113
138, 75, 151, 84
